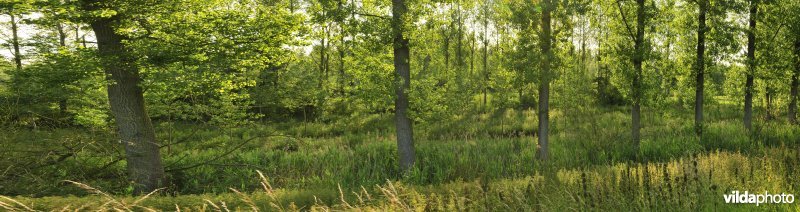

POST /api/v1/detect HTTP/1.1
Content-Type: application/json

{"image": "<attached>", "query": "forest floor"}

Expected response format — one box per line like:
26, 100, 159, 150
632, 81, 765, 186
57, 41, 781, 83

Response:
2, 102, 800, 211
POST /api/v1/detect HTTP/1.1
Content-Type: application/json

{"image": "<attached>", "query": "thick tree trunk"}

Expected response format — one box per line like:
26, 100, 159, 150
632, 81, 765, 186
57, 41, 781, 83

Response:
790, 38, 800, 124
695, 0, 707, 136
9, 14, 22, 71
537, 0, 552, 161
744, 0, 757, 130
90, 18, 165, 195
391, 0, 416, 173
632, 0, 645, 149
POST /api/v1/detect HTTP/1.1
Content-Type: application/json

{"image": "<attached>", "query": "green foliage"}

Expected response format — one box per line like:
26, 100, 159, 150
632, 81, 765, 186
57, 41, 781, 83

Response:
4, 48, 107, 128
3, 0, 800, 210
123, 0, 305, 126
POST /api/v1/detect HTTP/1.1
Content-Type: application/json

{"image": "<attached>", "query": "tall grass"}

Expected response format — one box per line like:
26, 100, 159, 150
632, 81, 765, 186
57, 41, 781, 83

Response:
3, 151, 799, 211
2, 103, 799, 210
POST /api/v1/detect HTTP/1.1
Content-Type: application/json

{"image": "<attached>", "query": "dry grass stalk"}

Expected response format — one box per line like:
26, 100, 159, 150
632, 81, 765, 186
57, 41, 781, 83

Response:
0, 195, 35, 211
337, 183, 353, 209
229, 188, 259, 211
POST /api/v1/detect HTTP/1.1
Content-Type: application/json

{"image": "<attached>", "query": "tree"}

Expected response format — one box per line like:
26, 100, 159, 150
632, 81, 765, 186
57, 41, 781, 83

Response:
744, 0, 756, 130
0, 0, 32, 71
792, 30, 800, 125
694, 0, 707, 135
537, 0, 553, 160
391, 0, 415, 173
612, 0, 647, 150
81, 0, 165, 194
792, 35, 799, 124
481, 0, 492, 109
632, 0, 645, 149
785, 0, 800, 124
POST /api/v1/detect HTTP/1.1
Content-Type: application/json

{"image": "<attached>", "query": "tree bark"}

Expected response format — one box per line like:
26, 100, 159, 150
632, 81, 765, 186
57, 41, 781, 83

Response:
790, 38, 800, 124
695, 0, 707, 136
744, 0, 757, 130
90, 17, 165, 195
537, 0, 552, 161
391, 0, 416, 173
471, 34, 475, 76
443, 28, 450, 75
9, 14, 22, 71
456, 2, 464, 73
339, 23, 346, 96
57, 23, 68, 115
632, 0, 645, 149
482, 7, 489, 109
766, 86, 773, 120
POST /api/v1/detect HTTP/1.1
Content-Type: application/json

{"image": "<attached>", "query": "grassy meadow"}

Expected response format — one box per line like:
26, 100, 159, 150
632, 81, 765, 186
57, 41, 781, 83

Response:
2, 100, 800, 211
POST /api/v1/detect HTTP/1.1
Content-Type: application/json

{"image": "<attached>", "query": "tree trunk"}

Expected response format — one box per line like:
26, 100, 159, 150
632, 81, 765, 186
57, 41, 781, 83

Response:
339, 23, 346, 96
766, 86, 773, 120
9, 14, 22, 71
470, 34, 475, 76
790, 38, 800, 124
632, 0, 645, 149
443, 28, 450, 75
75, 24, 81, 47
391, 0, 416, 173
695, 0, 707, 136
90, 17, 165, 195
57, 23, 68, 115
456, 3, 464, 73
482, 9, 489, 109
537, 0, 552, 161
744, 0, 757, 130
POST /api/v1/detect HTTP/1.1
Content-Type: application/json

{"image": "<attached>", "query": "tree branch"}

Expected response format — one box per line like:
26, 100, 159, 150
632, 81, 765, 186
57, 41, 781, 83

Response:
354, 11, 389, 20
165, 133, 302, 172
615, 0, 637, 41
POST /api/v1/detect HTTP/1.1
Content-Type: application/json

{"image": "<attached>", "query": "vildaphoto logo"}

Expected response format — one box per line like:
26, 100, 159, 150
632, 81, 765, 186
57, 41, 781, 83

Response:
724, 191, 795, 206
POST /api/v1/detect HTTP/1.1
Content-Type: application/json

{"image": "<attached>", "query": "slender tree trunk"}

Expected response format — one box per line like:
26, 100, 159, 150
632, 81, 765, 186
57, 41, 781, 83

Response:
744, 0, 757, 130
482, 10, 489, 109
443, 29, 450, 75
470, 34, 475, 76
75, 25, 81, 47
790, 38, 800, 124
319, 20, 328, 91
632, 0, 645, 149
766, 86, 773, 120
90, 17, 165, 195
695, 0, 707, 136
482, 44, 488, 108
456, 2, 464, 72
9, 14, 22, 71
57, 23, 68, 115
537, 0, 552, 161
339, 24, 346, 96
391, 0, 415, 173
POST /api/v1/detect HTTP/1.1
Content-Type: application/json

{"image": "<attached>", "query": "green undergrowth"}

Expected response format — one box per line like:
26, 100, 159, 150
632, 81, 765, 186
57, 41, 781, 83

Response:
4, 150, 800, 211
2, 104, 799, 210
